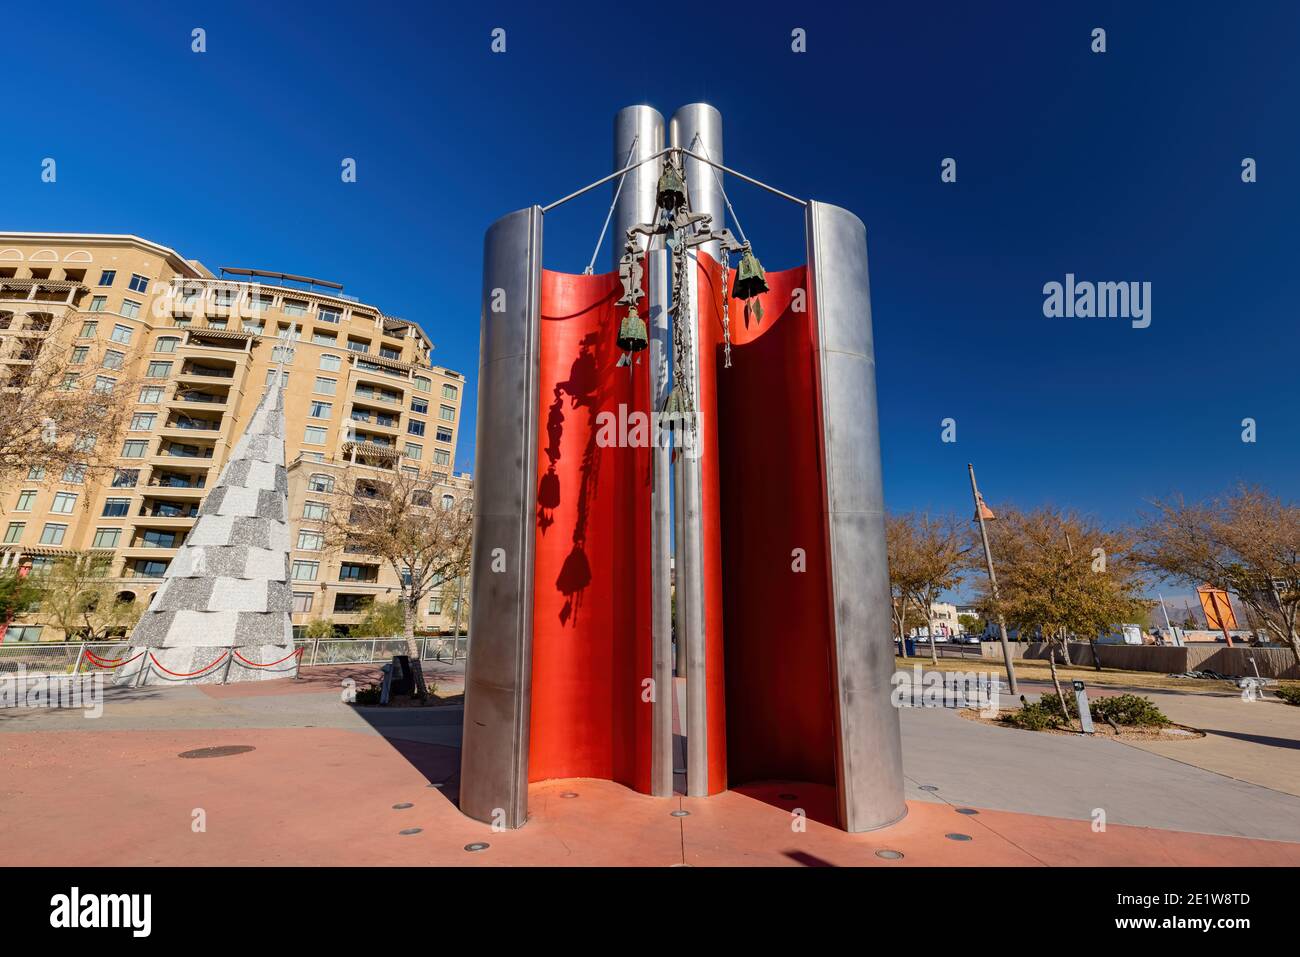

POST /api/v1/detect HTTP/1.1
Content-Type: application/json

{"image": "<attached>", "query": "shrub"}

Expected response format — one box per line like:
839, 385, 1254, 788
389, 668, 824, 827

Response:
1091, 693, 1170, 727
1275, 684, 1300, 707
352, 683, 382, 705
1000, 701, 1066, 731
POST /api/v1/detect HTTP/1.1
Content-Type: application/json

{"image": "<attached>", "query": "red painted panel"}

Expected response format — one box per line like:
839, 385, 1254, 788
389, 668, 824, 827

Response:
529, 269, 653, 793
709, 260, 839, 797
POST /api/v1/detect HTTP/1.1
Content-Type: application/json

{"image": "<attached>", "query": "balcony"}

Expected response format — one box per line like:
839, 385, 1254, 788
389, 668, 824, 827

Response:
147, 474, 207, 494
138, 501, 201, 519
164, 414, 223, 434
159, 441, 215, 460
177, 363, 235, 381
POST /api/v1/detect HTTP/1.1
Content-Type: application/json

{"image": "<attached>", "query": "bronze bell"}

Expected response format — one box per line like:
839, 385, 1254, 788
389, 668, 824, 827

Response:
617, 308, 648, 353
731, 246, 769, 300
656, 162, 686, 212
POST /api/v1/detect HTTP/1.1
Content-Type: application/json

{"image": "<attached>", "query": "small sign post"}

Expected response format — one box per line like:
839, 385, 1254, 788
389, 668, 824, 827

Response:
1072, 680, 1094, 734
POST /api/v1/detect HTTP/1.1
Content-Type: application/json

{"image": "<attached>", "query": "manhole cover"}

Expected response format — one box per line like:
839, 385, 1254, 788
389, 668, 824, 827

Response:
399, 828, 423, 836
559, 791, 579, 799
670, 810, 691, 818
465, 842, 490, 852
918, 785, 939, 792
875, 849, 904, 860
392, 803, 413, 809
955, 808, 979, 815
945, 833, 972, 841
178, 745, 255, 759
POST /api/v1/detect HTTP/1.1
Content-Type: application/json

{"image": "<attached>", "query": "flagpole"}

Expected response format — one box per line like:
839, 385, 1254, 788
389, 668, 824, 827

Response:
968, 464, 1018, 695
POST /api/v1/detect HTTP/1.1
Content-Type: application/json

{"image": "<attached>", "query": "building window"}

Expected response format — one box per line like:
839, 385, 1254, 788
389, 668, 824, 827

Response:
78, 320, 98, 338
291, 560, 319, 582
134, 559, 168, 577
283, 299, 307, 317
94, 375, 117, 393
404, 443, 422, 460
138, 386, 164, 404
439, 405, 456, 422
338, 563, 376, 582
102, 498, 131, 517
271, 346, 295, 364
436, 428, 453, 443
121, 439, 148, 458
3, 522, 25, 544
111, 323, 134, 344
411, 397, 428, 414
429, 597, 443, 615
303, 426, 327, 445
130, 413, 156, 431
442, 384, 458, 400
302, 501, 328, 521
433, 449, 451, 466
155, 337, 179, 352
102, 350, 125, 370
441, 494, 455, 509
128, 273, 149, 293
414, 376, 431, 393
265, 369, 289, 388
98, 270, 116, 287
243, 321, 265, 334
51, 492, 77, 514
146, 361, 172, 378
407, 420, 425, 437
317, 307, 341, 324
314, 377, 336, 395
380, 347, 401, 360
89, 296, 107, 312
111, 468, 140, 488
92, 527, 121, 549
39, 523, 68, 546
292, 592, 314, 613
308, 401, 332, 419
308, 473, 334, 493
296, 530, 324, 551
140, 529, 177, 549
71, 346, 89, 364
61, 464, 87, 484
312, 332, 336, 346
319, 354, 341, 372
26, 466, 44, 480
14, 490, 36, 511
346, 339, 368, 354
121, 299, 142, 320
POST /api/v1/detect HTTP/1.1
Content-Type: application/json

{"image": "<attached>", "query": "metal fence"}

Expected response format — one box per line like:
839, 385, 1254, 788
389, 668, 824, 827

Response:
0, 635, 468, 677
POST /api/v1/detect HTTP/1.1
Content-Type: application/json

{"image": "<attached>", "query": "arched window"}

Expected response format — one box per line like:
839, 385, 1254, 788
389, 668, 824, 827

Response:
308, 473, 334, 493
155, 337, 180, 353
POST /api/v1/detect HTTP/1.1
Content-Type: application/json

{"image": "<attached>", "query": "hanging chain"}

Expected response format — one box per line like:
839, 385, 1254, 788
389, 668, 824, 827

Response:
720, 252, 732, 369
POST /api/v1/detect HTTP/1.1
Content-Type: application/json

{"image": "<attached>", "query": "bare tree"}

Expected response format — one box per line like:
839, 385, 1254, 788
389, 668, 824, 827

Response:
323, 467, 473, 659
886, 512, 974, 664
971, 506, 1150, 668
38, 554, 143, 642
0, 312, 138, 494
1136, 487, 1300, 666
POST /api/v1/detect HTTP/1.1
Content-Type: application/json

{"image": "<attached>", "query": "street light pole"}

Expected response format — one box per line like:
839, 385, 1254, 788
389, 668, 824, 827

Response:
968, 464, 1018, 695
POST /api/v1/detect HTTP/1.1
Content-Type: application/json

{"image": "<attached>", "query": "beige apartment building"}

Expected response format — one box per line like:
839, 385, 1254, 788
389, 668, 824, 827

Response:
0, 232, 471, 641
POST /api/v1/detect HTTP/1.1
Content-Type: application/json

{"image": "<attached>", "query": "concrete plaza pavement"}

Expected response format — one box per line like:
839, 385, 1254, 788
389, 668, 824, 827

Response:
1, 663, 1298, 866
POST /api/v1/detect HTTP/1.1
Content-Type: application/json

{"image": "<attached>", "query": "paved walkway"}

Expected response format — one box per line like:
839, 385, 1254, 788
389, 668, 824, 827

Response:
1, 664, 1297, 866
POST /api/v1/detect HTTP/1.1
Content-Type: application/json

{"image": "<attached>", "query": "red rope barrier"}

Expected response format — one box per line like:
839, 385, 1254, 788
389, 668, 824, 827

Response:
85, 648, 145, 669
233, 646, 304, 668
147, 651, 229, 678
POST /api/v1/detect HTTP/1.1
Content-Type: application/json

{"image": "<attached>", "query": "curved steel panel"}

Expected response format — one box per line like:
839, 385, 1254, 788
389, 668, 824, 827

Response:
459, 206, 543, 829
805, 201, 906, 832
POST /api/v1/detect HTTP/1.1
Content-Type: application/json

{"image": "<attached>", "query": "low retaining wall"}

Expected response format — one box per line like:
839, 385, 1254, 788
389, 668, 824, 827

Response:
979, 641, 1297, 679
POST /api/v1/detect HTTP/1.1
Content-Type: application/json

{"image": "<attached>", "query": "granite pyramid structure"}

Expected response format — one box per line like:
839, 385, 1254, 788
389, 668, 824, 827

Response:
116, 366, 298, 685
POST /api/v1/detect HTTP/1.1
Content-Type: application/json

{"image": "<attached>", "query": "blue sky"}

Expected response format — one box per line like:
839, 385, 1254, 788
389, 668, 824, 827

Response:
5, 0, 1297, 545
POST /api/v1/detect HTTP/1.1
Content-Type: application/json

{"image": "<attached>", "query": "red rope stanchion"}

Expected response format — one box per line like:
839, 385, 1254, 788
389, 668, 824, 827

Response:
85, 648, 145, 669
232, 646, 304, 668
147, 651, 229, 678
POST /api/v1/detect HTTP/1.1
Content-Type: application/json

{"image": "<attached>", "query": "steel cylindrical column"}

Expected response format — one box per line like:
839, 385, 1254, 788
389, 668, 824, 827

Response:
460, 206, 544, 829
805, 201, 906, 832
612, 106, 664, 262
669, 104, 723, 797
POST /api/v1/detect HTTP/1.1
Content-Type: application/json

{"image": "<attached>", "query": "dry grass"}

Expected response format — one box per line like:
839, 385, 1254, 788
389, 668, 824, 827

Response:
895, 652, 1263, 694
